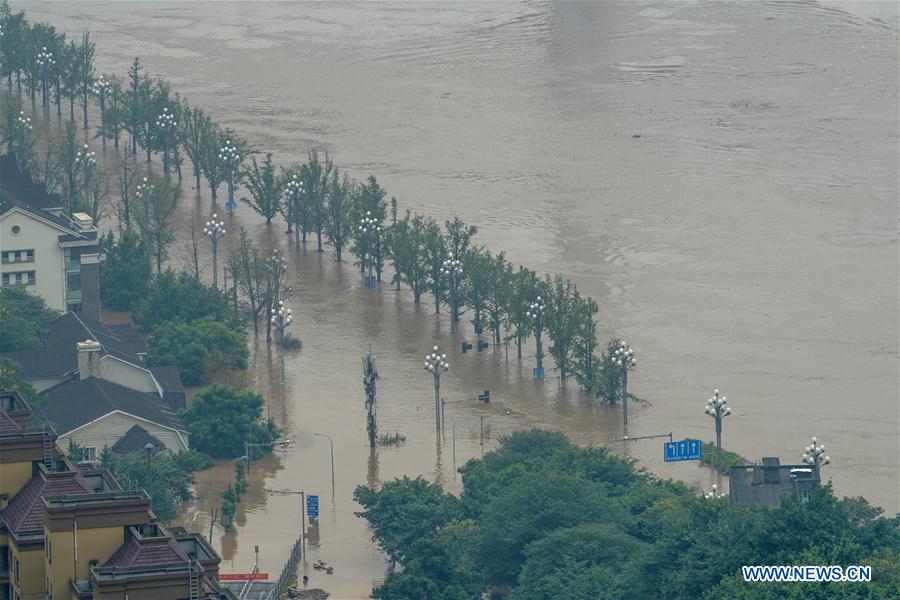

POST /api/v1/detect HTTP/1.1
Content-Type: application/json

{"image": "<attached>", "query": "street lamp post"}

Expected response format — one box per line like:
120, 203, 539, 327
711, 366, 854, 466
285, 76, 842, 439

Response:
440, 254, 463, 331
203, 214, 226, 288
219, 140, 241, 207
283, 174, 305, 249
613, 340, 637, 425
155, 107, 177, 177
74, 144, 97, 210
704, 483, 726, 500
704, 388, 731, 466
144, 442, 154, 493
135, 177, 153, 226
36, 46, 54, 109
312, 433, 335, 498
358, 211, 381, 287
92, 74, 111, 150
525, 297, 545, 379
270, 300, 293, 381
802, 436, 831, 480
424, 346, 449, 430
11, 111, 32, 168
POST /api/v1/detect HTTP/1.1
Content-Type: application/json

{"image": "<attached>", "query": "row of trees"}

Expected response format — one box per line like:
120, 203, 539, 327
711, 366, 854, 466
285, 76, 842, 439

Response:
356, 429, 900, 599
0, 2, 96, 127
2, 2, 630, 404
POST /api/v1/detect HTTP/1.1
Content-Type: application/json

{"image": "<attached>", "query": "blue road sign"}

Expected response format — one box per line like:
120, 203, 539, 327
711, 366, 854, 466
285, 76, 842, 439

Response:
306, 495, 319, 518
664, 439, 702, 462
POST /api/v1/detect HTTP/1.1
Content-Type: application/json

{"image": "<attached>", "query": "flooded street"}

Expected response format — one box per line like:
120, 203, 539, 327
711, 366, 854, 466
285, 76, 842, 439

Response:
27, 1, 899, 597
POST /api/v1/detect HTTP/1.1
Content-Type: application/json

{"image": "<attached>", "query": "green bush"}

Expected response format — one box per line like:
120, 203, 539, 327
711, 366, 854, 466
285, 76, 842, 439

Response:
144, 317, 248, 386
179, 384, 279, 458
132, 271, 243, 332
99, 231, 151, 311
701, 441, 749, 474
0, 286, 57, 352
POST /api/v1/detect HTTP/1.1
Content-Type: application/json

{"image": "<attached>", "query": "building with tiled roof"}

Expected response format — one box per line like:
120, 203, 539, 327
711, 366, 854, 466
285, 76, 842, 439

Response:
111, 424, 166, 454
41, 377, 189, 457
0, 154, 100, 319
0, 388, 234, 600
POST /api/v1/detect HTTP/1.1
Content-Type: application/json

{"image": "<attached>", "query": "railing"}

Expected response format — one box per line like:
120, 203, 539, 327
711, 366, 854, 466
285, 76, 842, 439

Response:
267, 535, 303, 600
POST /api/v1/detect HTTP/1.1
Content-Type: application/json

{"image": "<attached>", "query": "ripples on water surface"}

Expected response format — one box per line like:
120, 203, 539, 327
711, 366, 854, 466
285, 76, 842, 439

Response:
28, 1, 899, 596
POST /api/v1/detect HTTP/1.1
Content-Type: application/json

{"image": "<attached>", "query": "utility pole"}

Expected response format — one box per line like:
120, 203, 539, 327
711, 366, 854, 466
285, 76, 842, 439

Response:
363, 351, 378, 448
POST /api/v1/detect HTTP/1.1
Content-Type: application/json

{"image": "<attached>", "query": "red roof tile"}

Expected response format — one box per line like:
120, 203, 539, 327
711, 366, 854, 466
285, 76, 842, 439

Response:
104, 535, 188, 567
0, 409, 19, 431
0, 471, 92, 534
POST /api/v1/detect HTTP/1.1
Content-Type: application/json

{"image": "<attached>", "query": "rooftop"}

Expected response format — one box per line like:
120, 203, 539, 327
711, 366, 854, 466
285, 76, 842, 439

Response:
1, 312, 146, 379
104, 523, 189, 568
41, 376, 187, 436
111, 424, 166, 454
0, 155, 97, 243
0, 463, 92, 534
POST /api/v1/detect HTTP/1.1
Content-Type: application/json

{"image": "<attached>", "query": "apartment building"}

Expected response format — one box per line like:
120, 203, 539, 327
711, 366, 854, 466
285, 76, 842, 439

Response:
0, 154, 100, 320
0, 391, 232, 600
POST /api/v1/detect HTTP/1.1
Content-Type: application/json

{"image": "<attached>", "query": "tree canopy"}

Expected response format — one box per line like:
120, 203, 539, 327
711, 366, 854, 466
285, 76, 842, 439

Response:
132, 270, 243, 332
355, 429, 900, 599
99, 230, 151, 311
0, 286, 57, 352
144, 317, 248, 386
179, 383, 279, 458
99, 447, 210, 523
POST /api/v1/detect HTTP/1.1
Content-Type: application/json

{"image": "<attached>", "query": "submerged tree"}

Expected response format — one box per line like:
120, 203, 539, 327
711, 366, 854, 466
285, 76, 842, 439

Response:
323, 168, 355, 261
243, 152, 280, 224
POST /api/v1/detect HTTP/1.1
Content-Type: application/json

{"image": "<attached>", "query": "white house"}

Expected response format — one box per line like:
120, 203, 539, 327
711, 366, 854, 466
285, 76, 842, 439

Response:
41, 377, 190, 460
0, 154, 100, 318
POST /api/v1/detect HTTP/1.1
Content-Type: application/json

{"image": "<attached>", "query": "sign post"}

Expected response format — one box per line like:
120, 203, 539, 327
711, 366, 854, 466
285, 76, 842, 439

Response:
663, 439, 702, 462
306, 494, 319, 519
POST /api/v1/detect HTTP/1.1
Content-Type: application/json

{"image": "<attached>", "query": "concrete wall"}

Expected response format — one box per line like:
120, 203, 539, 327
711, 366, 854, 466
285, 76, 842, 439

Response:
47, 525, 124, 597
0, 210, 66, 311
8, 543, 43, 600
31, 376, 68, 393
61, 412, 188, 455
0, 461, 33, 505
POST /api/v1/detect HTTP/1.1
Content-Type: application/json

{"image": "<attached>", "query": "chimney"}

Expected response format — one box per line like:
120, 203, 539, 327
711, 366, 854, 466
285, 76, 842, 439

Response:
71, 212, 96, 232
76, 340, 102, 380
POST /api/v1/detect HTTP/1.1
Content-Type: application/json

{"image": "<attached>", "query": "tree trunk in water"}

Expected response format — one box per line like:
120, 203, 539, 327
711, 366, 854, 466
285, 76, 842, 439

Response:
69, 97, 75, 122
316, 231, 323, 252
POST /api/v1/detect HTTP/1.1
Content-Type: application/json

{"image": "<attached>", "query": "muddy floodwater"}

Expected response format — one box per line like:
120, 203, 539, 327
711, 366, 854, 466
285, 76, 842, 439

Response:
28, 1, 899, 597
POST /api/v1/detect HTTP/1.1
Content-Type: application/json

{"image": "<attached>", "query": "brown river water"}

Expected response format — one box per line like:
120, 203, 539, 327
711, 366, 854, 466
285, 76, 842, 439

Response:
25, 1, 899, 597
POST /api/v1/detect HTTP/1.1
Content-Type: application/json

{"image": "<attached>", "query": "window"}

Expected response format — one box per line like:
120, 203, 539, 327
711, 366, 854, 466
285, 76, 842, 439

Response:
80, 447, 97, 462
1, 250, 33, 263
0, 271, 35, 286
14, 557, 19, 583
10, 225, 20, 235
